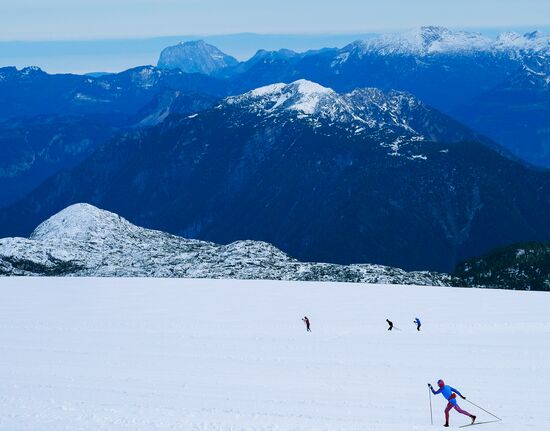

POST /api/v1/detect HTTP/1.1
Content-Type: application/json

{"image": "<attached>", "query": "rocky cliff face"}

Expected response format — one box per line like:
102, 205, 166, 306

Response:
157, 40, 239, 75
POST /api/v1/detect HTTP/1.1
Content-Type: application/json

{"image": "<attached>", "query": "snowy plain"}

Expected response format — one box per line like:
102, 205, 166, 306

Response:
0, 277, 548, 430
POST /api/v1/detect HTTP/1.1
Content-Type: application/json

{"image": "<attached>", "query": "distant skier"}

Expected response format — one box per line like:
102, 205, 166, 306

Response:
414, 317, 421, 331
429, 379, 476, 427
302, 316, 311, 332
386, 319, 393, 331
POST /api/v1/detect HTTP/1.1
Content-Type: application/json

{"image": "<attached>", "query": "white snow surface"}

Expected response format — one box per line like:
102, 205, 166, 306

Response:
0, 277, 548, 430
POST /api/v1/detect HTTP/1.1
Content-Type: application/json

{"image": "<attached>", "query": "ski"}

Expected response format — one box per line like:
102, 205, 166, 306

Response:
460, 420, 501, 427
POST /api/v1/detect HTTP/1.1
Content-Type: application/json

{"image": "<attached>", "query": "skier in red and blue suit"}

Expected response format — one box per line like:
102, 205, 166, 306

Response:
429, 379, 476, 427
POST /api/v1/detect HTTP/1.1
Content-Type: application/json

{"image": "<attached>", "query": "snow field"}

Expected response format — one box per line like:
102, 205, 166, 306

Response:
0, 277, 548, 430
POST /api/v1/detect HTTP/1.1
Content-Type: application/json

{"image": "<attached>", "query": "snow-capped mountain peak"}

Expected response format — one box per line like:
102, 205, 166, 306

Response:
225, 80, 433, 133
30, 203, 138, 243
343, 26, 548, 57
220, 80, 485, 159
401, 26, 465, 51
227, 79, 339, 116
249, 79, 333, 98
351, 26, 492, 55
495, 30, 550, 53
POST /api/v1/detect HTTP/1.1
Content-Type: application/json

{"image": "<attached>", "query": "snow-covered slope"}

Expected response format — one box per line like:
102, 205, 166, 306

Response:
329, 27, 549, 95
344, 26, 549, 57
157, 40, 239, 75
0, 277, 548, 430
229, 79, 338, 116
495, 29, 550, 55
224, 79, 467, 145
0, 203, 452, 284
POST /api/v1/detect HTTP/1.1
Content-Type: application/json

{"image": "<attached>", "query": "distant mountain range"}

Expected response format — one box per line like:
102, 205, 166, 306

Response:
0, 26, 549, 277
0, 32, 383, 74
1, 80, 548, 272
0, 203, 452, 285
2, 26, 548, 171
0, 65, 227, 120
0, 65, 223, 206
234, 27, 548, 166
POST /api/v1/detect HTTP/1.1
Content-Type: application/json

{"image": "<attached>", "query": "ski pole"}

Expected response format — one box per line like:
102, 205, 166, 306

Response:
428, 385, 433, 425
464, 398, 502, 421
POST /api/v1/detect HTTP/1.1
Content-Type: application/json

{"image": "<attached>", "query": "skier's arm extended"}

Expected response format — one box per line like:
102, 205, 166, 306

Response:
450, 387, 465, 399
428, 384, 441, 395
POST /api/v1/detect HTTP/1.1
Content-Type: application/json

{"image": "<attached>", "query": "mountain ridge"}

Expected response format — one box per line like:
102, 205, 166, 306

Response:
345, 26, 549, 56
0, 203, 453, 285
1, 80, 548, 272
2, 26, 548, 167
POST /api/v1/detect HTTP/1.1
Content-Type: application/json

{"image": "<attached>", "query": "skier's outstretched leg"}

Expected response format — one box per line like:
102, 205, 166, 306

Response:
454, 404, 476, 423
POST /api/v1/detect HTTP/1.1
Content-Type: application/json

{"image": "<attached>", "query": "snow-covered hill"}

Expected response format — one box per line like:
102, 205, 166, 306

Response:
0, 276, 548, 430
224, 79, 479, 148
157, 40, 239, 74
0, 203, 452, 284
227, 79, 422, 127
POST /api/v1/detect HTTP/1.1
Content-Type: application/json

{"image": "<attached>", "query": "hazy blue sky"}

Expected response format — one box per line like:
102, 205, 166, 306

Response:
2, 0, 549, 41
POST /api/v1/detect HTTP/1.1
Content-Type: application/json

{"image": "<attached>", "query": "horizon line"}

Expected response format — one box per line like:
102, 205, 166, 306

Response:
1, 24, 548, 44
